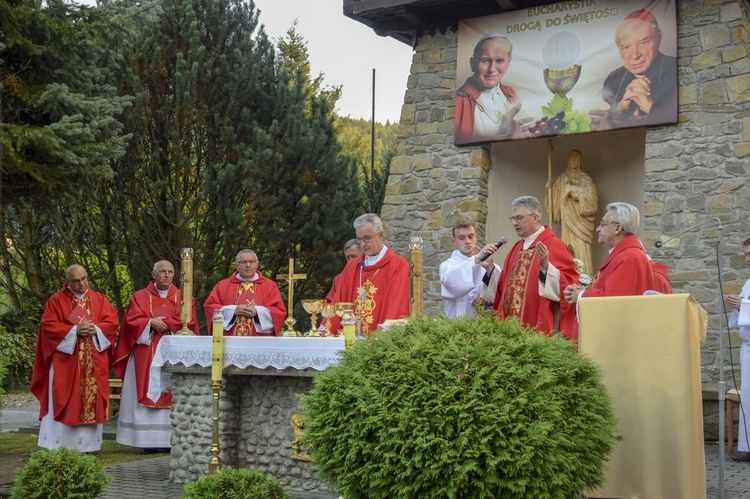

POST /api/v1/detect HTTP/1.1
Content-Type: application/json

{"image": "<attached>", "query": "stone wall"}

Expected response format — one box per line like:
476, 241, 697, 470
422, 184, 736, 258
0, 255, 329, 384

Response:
383, 0, 750, 437
168, 367, 332, 493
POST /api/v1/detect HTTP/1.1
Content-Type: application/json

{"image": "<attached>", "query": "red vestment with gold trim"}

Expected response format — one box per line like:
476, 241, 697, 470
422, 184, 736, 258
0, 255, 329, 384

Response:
493, 226, 578, 338
329, 248, 410, 334
203, 272, 286, 336
31, 287, 119, 425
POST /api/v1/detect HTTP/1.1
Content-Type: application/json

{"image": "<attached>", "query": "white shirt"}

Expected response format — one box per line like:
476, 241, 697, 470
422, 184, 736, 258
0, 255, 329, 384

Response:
440, 250, 500, 318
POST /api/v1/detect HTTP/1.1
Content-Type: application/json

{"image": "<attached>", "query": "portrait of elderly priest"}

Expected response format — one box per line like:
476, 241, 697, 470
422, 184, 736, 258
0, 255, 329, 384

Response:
592, 9, 678, 129
203, 249, 286, 335
455, 33, 533, 144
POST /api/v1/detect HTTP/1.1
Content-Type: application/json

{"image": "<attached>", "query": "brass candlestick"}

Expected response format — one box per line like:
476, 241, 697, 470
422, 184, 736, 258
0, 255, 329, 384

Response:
208, 310, 223, 474
177, 247, 194, 335
409, 236, 424, 317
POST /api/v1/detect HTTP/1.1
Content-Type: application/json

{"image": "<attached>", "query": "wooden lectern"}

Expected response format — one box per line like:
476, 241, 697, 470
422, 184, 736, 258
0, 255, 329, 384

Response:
579, 294, 707, 499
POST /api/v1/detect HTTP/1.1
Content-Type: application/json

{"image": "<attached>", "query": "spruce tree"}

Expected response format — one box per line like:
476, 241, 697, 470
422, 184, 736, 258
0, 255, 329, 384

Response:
104, 0, 363, 326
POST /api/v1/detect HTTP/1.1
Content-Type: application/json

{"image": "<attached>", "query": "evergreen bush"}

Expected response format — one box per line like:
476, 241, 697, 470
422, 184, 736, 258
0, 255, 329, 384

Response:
11, 447, 111, 499
303, 314, 619, 498
181, 467, 291, 499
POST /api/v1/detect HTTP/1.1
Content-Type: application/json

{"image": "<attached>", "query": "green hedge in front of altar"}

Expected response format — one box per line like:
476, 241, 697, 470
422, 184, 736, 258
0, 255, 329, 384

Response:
302, 314, 619, 498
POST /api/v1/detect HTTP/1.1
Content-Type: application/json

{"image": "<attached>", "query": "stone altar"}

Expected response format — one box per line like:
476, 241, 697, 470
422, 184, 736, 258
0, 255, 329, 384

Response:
148, 336, 343, 492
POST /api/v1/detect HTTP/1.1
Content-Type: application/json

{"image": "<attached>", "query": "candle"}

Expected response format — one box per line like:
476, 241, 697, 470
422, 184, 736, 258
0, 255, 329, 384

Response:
211, 311, 224, 381
342, 323, 355, 347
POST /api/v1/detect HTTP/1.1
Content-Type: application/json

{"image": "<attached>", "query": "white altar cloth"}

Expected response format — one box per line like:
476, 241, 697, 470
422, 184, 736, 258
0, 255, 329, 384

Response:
147, 336, 345, 401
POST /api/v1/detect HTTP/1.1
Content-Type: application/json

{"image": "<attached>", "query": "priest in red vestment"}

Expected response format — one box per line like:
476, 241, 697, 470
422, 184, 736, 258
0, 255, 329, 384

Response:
203, 249, 286, 335
325, 239, 361, 303
31, 264, 119, 452
112, 260, 200, 450
564, 202, 669, 303
492, 196, 579, 339
329, 213, 410, 334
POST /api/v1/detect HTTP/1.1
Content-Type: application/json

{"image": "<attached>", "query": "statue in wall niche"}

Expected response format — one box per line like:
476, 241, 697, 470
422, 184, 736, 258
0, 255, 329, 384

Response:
545, 149, 598, 276
290, 413, 311, 461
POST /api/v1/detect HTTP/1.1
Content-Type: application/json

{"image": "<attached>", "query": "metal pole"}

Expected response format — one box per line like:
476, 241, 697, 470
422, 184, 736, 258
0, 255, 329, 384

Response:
717, 224, 725, 499
371, 68, 375, 186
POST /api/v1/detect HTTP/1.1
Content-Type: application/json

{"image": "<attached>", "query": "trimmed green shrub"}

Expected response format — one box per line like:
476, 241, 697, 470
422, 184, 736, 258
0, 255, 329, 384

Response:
302, 314, 619, 499
181, 467, 291, 499
11, 447, 111, 498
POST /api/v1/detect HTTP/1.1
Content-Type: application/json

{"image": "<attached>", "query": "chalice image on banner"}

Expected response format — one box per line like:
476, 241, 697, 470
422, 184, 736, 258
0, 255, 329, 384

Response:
541, 31, 582, 98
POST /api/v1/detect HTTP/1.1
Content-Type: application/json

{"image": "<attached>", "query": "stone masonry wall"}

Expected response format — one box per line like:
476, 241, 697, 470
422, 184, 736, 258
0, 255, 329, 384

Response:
383, 0, 750, 437
168, 368, 332, 493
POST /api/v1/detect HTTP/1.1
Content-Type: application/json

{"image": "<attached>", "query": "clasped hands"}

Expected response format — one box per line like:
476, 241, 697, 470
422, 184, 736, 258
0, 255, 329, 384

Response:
76, 320, 96, 337
234, 304, 258, 318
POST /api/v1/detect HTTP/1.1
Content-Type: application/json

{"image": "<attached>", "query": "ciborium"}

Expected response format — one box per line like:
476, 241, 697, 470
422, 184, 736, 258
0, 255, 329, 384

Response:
301, 299, 324, 336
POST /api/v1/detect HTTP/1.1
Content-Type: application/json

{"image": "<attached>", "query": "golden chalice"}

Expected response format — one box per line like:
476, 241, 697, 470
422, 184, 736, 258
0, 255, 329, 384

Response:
543, 64, 581, 98
301, 299, 324, 336
320, 303, 336, 336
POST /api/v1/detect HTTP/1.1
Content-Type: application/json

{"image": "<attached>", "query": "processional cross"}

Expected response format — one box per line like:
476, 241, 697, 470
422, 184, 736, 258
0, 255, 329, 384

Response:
276, 258, 307, 335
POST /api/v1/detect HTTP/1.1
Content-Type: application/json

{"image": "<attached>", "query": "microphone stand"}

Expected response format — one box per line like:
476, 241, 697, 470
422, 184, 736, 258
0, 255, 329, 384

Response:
717, 223, 726, 499
656, 217, 725, 499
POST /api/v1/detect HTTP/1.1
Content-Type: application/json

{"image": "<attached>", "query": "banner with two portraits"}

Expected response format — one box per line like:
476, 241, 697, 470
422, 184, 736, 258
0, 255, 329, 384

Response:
455, 0, 677, 145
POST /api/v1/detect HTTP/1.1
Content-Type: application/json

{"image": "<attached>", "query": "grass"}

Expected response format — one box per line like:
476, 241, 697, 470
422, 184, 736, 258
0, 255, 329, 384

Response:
0, 432, 169, 466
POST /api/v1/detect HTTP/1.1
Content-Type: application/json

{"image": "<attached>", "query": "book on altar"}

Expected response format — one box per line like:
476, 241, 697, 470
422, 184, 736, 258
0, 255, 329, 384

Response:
67, 305, 93, 324
151, 305, 171, 318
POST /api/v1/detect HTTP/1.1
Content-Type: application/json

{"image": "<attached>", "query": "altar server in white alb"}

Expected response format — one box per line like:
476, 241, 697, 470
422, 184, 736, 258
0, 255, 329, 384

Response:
725, 237, 750, 462
440, 220, 502, 318
112, 260, 200, 451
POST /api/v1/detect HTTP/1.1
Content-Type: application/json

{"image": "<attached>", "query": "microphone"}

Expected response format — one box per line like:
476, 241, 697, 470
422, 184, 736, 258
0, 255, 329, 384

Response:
654, 217, 723, 248
479, 237, 508, 262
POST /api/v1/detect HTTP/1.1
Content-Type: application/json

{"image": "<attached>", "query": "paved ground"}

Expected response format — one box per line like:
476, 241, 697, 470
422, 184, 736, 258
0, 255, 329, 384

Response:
3, 400, 750, 498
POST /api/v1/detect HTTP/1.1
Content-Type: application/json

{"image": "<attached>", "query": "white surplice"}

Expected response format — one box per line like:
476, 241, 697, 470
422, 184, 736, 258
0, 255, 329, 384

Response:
440, 250, 500, 318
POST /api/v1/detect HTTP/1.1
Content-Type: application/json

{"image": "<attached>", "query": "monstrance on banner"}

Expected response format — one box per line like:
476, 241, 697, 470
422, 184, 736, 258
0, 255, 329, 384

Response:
455, 0, 677, 146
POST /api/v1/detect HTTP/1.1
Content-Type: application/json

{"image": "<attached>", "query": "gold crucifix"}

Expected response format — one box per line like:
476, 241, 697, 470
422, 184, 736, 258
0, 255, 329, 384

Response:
276, 258, 307, 335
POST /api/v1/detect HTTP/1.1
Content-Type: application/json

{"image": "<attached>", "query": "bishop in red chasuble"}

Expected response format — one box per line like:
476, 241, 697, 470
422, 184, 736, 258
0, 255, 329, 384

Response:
203, 249, 286, 335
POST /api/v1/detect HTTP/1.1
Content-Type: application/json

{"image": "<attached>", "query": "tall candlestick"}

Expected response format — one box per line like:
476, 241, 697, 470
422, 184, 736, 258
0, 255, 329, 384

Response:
211, 311, 224, 381
409, 236, 424, 317
208, 309, 224, 474
177, 247, 194, 335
